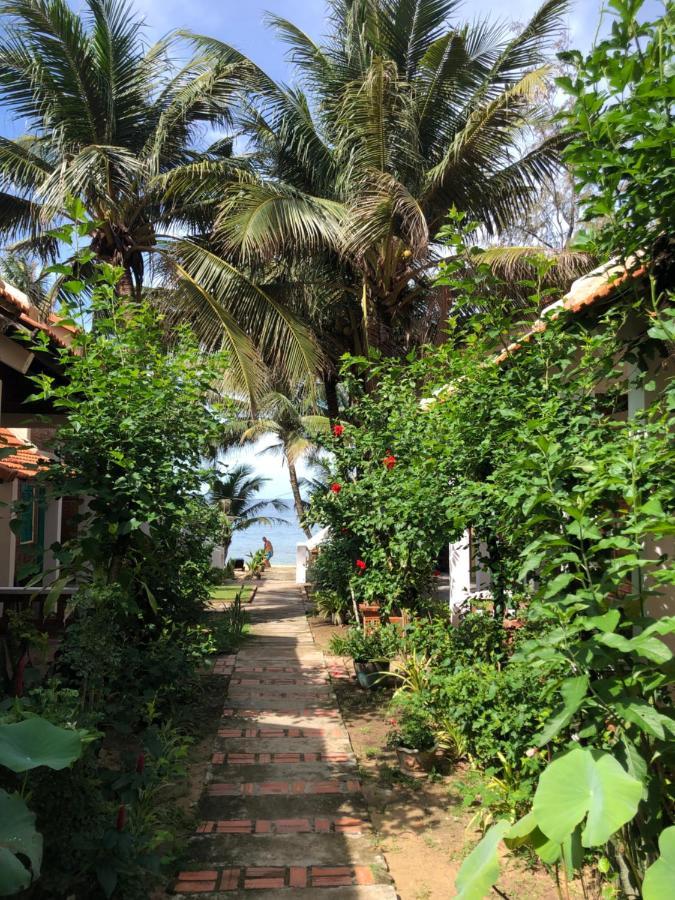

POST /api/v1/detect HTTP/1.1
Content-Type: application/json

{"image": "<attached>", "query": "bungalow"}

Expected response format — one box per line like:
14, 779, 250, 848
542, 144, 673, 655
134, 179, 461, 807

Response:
0, 279, 78, 598
444, 258, 674, 631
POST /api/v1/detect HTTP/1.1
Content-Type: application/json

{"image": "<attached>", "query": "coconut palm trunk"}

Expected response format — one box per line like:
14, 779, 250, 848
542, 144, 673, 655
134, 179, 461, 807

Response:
287, 456, 312, 540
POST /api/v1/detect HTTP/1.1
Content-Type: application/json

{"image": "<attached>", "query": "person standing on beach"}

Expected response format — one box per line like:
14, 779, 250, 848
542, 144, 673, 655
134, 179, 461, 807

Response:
262, 536, 274, 568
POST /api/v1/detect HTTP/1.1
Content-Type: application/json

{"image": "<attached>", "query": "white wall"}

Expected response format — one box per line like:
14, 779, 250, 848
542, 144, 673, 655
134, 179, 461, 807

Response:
0, 479, 18, 587
43, 495, 62, 584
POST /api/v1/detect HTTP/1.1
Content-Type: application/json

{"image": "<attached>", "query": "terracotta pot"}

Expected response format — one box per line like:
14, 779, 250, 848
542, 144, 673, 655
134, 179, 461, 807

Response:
358, 602, 381, 616
395, 744, 439, 776
354, 660, 389, 690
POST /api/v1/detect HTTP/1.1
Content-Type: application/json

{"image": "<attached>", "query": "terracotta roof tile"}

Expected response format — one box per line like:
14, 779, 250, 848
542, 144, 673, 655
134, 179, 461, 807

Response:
0, 428, 49, 480
0, 279, 75, 348
422, 259, 649, 407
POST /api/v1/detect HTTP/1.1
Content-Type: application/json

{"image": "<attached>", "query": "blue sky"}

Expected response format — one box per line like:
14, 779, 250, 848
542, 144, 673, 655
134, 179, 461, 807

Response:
131, 0, 661, 82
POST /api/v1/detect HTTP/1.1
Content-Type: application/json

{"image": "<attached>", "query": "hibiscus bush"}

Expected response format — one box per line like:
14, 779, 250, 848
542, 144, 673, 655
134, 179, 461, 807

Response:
311, 358, 459, 613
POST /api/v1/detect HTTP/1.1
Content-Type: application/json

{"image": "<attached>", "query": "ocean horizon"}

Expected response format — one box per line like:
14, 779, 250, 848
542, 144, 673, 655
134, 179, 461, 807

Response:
227, 500, 318, 565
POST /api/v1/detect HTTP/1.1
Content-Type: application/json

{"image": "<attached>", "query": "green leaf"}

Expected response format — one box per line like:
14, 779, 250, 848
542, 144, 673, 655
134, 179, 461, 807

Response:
536, 675, 589, 746
614, 701, 675, 740
43, 576, 70, 618
598, 631, 672, 664
503, 811, 561, 864
0, 718, 84, 773
0, 789, 42, 895
543, 573, 577, 599
532, 747, 642, 848
96, 863, 118, 898
584, 610, 620, 632
455, 820, 510, 900
643, 826, 675, 900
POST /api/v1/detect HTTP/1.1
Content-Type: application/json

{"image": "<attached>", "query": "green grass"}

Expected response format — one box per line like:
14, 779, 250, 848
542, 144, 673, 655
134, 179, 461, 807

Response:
209, 583, 253, 603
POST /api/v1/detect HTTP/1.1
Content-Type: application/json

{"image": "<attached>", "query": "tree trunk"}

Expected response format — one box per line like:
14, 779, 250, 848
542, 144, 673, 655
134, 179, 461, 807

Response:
287, 457, 312, 539
323, 373, 340, 420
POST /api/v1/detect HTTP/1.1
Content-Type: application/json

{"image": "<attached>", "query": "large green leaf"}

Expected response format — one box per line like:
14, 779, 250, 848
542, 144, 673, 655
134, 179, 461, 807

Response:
454, 820, 510, 900
0, 789, 42, 896
536, 675, 589, 745
643, 826, 675, 900
0, 718, 83, 773
532, 747, 642, 848
598, 619, 675, 665
504, 811, 561, 864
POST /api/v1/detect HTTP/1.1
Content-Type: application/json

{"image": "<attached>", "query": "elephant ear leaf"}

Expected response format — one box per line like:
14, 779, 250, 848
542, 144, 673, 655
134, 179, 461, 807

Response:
532, 747, 642, 848
0, 718, 83, 773
454, 820, 511, 899
0, 789, 42, 896
642, 826, 675, 900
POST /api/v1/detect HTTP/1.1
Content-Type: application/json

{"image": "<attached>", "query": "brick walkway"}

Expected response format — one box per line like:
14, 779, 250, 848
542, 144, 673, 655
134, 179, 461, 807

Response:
174, 574, 396, 899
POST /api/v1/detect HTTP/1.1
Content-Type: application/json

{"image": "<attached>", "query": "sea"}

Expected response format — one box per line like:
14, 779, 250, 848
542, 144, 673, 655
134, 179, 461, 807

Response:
228, 500, 317, 565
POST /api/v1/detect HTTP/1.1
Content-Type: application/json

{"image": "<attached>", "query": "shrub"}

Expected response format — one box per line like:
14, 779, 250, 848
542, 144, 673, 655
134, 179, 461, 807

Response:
329, 625, 401, 662
313, 589, 351, 624
388, 694, 436, 752
438, 663, 558, 771
307, 533, 355, 599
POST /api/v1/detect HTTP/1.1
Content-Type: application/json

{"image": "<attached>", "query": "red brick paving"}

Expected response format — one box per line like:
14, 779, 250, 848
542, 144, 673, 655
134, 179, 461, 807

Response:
175, 865, 378, 891
174, 578, 393, 896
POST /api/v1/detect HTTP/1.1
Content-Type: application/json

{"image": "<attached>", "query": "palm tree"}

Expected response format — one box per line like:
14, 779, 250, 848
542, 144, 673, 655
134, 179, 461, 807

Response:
0, 0, 320, 394
179, 0, 573, 361
0, 251, 51, 314
210, 463, 288, 558
227, 392, 331, 539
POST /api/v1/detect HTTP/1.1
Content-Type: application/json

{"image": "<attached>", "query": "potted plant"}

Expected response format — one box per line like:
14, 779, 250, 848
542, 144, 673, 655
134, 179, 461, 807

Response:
387, 698, 438, 776
246, 549, 266, 579
329, 625, 400, 689
358, 601, 381, 617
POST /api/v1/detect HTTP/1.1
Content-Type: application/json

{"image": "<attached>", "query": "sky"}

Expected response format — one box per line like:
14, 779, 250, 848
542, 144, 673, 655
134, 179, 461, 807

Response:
0, 0, 666, 497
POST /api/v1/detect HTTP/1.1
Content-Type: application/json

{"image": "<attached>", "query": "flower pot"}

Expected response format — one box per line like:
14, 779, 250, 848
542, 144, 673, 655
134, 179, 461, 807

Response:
354, 659, 390, 690
395, 744, 439, 776
358, 603, 381, 616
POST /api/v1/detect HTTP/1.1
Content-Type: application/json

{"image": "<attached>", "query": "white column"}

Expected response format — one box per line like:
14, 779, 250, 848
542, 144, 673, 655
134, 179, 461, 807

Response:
448, 531, 472, 622
210, 545, 225, 569
296, 543, 310, 585
43, 496, 62, 584
0, 480, 19, 587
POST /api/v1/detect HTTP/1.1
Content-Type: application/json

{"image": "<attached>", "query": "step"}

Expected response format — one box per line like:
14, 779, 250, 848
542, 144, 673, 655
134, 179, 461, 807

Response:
188, 832, 384, 866
210, 751, 355, 768
174, 863, 393, 894
212, 737, 352, 754
205, 776, 362, 798
216, 725, 348, 741
221, 708, 341, 720
174, 887, 396, 900
199, 792, 370, 821
195, 815, 371, 836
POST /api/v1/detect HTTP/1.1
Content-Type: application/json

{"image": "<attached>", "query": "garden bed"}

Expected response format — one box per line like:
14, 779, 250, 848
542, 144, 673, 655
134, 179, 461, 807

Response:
307, 611, 587, 900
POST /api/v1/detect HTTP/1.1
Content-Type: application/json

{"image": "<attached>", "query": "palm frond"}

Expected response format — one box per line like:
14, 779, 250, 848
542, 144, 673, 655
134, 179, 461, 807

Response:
216, 178, 345, 262
167, 262, 268, 407
170, 239, 323, 387
475, 246, 596, 285
377, 0, 461, 78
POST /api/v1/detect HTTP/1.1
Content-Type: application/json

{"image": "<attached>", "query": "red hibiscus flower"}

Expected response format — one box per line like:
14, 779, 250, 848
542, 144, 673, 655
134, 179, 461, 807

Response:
355, 559, 367, 571
383, 452, 396, 470
330, 482, 342, 494
332, 424, 345, 437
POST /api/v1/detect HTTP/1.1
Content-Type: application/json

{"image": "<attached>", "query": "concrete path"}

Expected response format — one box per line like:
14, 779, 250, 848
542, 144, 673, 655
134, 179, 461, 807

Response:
174, 575, 397, 899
